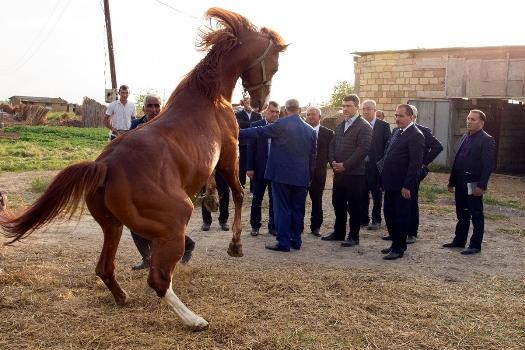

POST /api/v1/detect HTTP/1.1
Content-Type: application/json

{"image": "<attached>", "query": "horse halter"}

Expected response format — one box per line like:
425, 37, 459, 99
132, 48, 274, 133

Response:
241, 39, 274, 93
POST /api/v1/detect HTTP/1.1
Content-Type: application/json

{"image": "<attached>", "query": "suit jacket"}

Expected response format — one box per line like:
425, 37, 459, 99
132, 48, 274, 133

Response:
246, 119, 271, 181
367, 118, 391, 170
313, 125, 334, 184
415, 123, 443, 166
239, 115, 317, 187
329, 116, 372, 180
381, 124, 425, 192
236, 109, 262, 146
448, 129, 496, 190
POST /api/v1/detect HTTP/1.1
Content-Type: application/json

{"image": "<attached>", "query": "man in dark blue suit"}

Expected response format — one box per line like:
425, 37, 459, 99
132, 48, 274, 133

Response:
239, 99, 317, 252
406, 105, 443, 244
378, 104, 425, 260
444, 109, 496, 255
246, 101, 280, 237
235, 97, 262, 188
360, 99, 391, 230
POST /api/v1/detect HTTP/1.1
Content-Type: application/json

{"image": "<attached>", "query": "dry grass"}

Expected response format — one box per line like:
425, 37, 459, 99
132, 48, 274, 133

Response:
1, 241, 524, 350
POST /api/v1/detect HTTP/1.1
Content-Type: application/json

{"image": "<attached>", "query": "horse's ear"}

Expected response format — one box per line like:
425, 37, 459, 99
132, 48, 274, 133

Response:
277, 43, 290, 52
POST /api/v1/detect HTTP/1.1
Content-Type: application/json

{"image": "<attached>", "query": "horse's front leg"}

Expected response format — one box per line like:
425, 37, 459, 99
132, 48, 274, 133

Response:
216, 150, 244, 257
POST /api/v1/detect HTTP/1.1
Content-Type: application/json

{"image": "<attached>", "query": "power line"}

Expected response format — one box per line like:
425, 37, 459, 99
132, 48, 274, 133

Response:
0, 0, 72, 74
152, 0, 199, 20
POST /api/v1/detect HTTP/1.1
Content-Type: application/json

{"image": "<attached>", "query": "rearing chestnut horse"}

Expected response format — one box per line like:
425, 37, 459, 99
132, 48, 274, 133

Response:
0, 8, 286, 331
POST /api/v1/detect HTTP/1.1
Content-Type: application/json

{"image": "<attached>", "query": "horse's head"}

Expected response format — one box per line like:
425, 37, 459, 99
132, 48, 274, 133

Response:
240, 28, 288, 111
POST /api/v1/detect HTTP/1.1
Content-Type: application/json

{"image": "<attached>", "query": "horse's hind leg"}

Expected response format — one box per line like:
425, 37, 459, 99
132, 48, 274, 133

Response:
148, 197, 208, 330
86, 191, 128, 305
216, 147, 244, 257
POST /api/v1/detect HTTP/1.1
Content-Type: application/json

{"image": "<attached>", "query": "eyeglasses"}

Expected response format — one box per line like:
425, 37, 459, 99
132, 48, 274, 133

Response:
146, 104, 160, 108
394, 114, 407, 118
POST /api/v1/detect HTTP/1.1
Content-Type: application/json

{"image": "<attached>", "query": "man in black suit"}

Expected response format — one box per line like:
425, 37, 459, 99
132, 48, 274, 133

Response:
406, 105, 443, 244
378, 104, 425, 260
235, 97, 262, 188
246, 101, 280, 237
444, 109, 496, 255
322, 94, 372, 247
305, 106, 334, 237
360, 99, 391, 230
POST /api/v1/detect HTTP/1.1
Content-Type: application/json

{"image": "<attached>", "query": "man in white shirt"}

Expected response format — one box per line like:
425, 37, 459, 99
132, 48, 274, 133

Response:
104, 85, 136, 140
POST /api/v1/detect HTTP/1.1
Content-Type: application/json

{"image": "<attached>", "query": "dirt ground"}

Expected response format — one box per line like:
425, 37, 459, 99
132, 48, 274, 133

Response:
2, 170, 524, 281
0, 170, 524, 349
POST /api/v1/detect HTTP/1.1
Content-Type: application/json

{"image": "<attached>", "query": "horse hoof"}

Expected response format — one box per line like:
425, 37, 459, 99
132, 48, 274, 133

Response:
189, 317, 209, 332
115, 291, 129, 306
227, 242, 243, 257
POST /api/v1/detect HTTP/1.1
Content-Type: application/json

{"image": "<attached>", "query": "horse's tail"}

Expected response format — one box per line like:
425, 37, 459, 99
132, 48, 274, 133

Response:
1, 161, 107, 244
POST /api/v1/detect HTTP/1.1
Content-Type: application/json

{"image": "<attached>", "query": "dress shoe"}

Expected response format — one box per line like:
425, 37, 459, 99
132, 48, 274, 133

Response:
220, 222, 230, 231
268, 229, 277, 236
201, 223, 211, 231
406, 236, 417, 244
368, 222, 381, 230
291, 243, 301, 250
341, 239, 359, 247
360, 222, 369, 227
310, 228, 321, 237
381, 247, 392, 254
381, 235, 392, 241
265, 243, 290, 252
132, 259, 150, 270
250, 228, 259, 237
321, 233, 344, 241
180, 249, 193, 264
383, 251, 403, 260
460, 247, 481, 255
442, 242, 465, 248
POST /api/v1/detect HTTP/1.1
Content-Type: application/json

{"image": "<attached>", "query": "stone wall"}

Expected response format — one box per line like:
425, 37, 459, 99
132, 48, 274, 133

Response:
355, 51, 446, 123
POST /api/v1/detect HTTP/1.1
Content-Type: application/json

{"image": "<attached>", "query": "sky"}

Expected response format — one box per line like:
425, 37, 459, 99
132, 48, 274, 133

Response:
1, 0, 524, 107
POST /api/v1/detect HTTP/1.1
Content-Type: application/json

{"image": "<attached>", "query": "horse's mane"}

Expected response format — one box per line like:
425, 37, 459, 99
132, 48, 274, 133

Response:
165, 8, 286, 107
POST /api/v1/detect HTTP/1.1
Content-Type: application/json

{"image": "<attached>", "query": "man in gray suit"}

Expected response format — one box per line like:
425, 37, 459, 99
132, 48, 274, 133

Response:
322, 94, 372, 247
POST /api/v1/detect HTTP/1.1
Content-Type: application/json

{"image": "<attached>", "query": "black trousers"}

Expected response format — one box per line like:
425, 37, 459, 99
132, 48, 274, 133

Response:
250, 179, 275, 230
384, 190, 411, 254
308, 176, 326, 230
452, 182, 484, 249
130, 234, 195, 262
202, 172, 230, 224
332, 175, 366, 241
361, 165, 383, 225
238, 145, 248, 187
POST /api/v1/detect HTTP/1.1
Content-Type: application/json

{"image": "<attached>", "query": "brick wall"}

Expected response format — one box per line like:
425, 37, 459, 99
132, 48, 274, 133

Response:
355, 52, 446, 123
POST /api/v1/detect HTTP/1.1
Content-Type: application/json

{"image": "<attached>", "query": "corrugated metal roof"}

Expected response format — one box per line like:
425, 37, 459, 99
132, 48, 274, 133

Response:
352, 45, 525, 56
9, 96, 68, 104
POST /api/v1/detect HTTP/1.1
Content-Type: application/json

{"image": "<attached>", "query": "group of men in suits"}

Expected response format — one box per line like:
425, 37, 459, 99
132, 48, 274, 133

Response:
231, 95, 495, 259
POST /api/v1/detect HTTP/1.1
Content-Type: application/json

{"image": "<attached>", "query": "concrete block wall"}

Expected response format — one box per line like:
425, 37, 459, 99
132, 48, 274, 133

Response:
355, 52, 446, 124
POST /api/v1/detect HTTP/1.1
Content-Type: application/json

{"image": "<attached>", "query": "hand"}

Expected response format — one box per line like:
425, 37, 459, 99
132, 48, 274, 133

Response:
401, 187, 411, 199
331, 161, 345, 173
448, 186, 454, 193
246, 170, 254, 179
472, 186, 484, 196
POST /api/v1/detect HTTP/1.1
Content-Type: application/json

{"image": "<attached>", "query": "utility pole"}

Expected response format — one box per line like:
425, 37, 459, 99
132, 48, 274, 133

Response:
103, 0, 117, 101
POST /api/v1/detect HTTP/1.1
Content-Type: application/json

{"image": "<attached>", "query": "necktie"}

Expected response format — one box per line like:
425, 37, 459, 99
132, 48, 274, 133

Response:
376, 128, 402, 173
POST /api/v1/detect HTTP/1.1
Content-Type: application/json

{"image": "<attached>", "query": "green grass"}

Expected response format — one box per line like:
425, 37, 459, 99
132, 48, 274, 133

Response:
30, 176, 52, 193
0, 125, 108, 171
419, 183, 451, 203
484, 194, 525, 210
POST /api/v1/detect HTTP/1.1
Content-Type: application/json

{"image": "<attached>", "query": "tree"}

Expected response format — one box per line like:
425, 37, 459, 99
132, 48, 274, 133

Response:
328, 81, 354, 107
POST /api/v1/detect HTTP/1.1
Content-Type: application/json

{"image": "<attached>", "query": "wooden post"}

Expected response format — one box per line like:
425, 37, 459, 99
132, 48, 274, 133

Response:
104, 0, 117, 95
